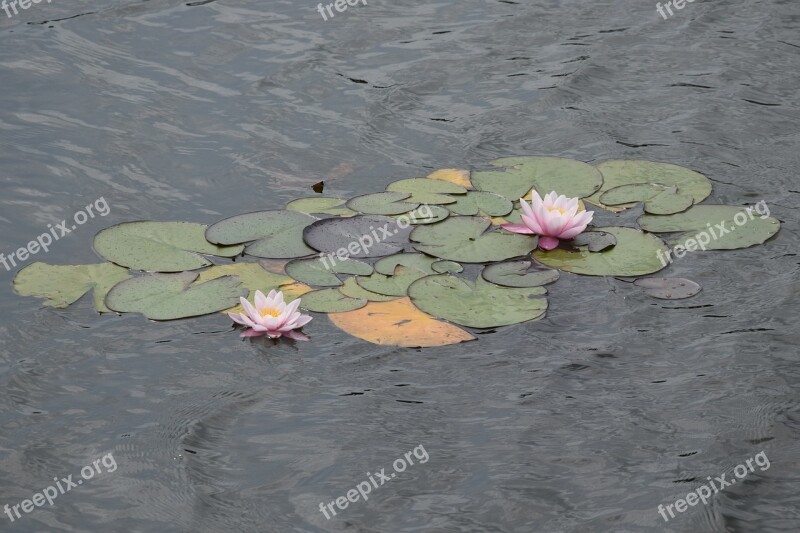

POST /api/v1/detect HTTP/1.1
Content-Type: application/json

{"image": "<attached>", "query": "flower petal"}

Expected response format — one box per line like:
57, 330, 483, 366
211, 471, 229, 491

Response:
538, 236, 560, 250
254, 290, 268, 310
501, 223, 536, 234
283, 330, 310, 341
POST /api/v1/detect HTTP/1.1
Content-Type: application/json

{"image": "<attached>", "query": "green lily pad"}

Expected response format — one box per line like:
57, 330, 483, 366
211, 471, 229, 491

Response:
286, 197, 357, 217
374, 253, 439, 275
411, 216, 537, 263
432, 260, 463, 274
472, 156, 603, 201
13, 262, 131, 313
285, 257, 372, 287
448, 191, 514, 216
303, 215, 412, 258
195, 262, 293, 296
533, 227, 669, 276
569, 231, 617, 252
386, 177, 466, 204
408, 275, 547, 328
298, 288, 367, 313
205, 210, 316, 259
105, 272, 247, 320
94, 221, 244, 272
637, 205, 781, 250
356, 265, 429, 297
392, 205, 450, 225
481, 261, 559, 287
346, 192, 419, 215
338, 277, 399, 302
600, 183, 693, 215
589, 160, 712, 210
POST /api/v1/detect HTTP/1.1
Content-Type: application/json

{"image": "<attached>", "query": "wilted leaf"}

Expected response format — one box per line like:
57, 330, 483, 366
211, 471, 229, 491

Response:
427, 168, 472, 189
327, 297, 475, 347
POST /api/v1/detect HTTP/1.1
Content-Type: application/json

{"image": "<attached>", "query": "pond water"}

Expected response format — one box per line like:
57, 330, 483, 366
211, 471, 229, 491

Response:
0, 0, 798, 531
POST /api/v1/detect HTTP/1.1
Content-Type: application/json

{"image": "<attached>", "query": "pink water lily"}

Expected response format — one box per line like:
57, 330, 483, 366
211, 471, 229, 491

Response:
228, 289, 312, 340
502, 191, 594, 250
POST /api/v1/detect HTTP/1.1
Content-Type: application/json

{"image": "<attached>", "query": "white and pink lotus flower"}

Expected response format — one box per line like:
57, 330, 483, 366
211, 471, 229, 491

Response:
228, 289, 312, 340
502, 191, 594, 250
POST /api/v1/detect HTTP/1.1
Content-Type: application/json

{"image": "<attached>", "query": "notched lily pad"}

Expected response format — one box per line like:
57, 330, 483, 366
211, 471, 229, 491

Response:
386, 177, 467, 204
286, 197, 356, 217
568, 230, 617, 252
303, 215, 412, 258
94, 221, 244, 272
105, 271, 247, 320
432, 260, 463, 274
356, 265, 428, 297
205, 210, 316, 259
481, 261, 559, 287
600, 183, 693, 215
472, 156, 603, 201
346, 192, 419, 215
392, 205, 450, 225
448, 191, 514, 217
298, 288, 367, 313
634, 277, 702, 300
339, 276, 399, 302
285, 257, 372, 287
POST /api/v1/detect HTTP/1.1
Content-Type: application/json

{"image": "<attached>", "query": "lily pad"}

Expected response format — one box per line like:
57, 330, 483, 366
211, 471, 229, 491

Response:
427, 168, 472, 189
338, 277, 399, 302
637, 205, 781, 250
634, 277, 702, 300
472, 156, 603, 201
286, 197, 356, 217
600, 183, 693, 215
346, 192, 419, 216
448, 191, 514, 217
195, 262, 293, 297
356, 265, 429, 297
569, 230, 617, 252
411, 216, 537, 263
13, 262, 130, 313
94, 221, 244, 272
481, 261, 559, 287
303, 215, 412, 258
533, 227, 669, 277
408, 275, 547, 328
374, 253, 439, 275
392, 205, 450, 225
432, 260, 463, 274
386, 177, 467, 204
285, 256, 372, 287
205, 210, 316, 259
588, 160, 712, 210
328, 297, 475, 347
298, 288, 367, 313
105, 272, 247, 320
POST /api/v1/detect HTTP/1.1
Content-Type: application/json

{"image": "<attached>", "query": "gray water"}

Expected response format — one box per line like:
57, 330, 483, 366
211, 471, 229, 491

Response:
0, 0, 798, 531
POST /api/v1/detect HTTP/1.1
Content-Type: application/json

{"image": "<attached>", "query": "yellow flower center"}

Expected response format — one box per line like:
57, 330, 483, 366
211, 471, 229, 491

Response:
546, 206, 567, 216
259, 308, 281, 318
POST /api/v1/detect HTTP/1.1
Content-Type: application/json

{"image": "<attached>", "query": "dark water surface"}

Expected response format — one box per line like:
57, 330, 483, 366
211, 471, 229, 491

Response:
1, 0, 798, 531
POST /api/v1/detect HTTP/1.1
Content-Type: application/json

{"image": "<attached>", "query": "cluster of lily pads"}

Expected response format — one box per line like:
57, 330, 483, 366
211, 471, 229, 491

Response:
13, 157, 780, 347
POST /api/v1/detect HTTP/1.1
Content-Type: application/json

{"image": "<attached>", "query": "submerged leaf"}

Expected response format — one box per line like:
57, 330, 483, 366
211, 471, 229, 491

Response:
14, 262, 130, 313
205, 210, 316, 259
105, 272, 247, 320
94, 221, 244, 272
634, 277, 702, 300
327, 297, 475, 347
408, 275, 547, 328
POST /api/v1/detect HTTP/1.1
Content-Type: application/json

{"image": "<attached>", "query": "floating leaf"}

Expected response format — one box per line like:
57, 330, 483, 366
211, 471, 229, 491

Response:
196, 262, 292, 300
303, 215, 412, 258
588, 160, 712, 210
105, 272, 247, 320
600, 183, 693, 215
328, 297, 475, 347
481, 261, 559, 287
408, 275, 547, 328
339, 277, 399, 302
94, 221, 244, 272
472, 156, 603, 201
569, 230, 617, 252
346, 192, 419, 215
386, 178, 465, 204
448, 191, 513, 217
533, 227, 668, 277
432, 260, 463, 274
637, 205, 781, 250
284, 256, 372, 287
411, 216, 537, 263
392, 205, 450, 225
286, 197, 356, 217
205, 210, 316, 259
298, 288, 367, 313
223, 280, 311, 316
13, 262, 130, 313
374, 253, 439, 275
634, 277, 702, 299
357, 265, 429, 296
427, 168, 472, 189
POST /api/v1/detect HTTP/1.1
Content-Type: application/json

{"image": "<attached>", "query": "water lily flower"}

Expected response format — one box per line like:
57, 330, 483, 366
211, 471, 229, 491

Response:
228, 289, 312, 340
502, 191, 594, 250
